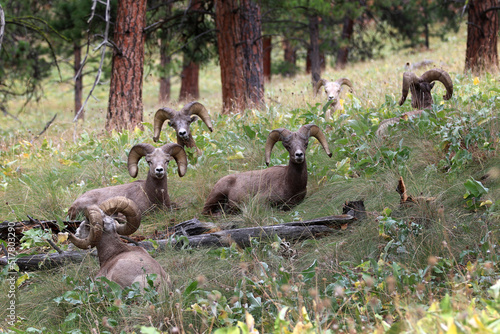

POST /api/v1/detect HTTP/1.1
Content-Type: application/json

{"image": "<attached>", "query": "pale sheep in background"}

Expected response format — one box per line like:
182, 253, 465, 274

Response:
314, 78, 354, 119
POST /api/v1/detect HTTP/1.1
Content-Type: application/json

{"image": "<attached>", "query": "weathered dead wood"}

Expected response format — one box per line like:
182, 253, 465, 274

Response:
0, 251, 88, 271
396, 176, 436, 206
138, 214, 356, 250
342, 200, 366, 220
0, 217, 81, 243
1, 207, 362, 270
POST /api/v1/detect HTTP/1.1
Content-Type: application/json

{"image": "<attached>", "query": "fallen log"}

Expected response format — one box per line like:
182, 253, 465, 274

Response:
1, 203, 363, 271
0, 251, 88, 271
136, 214, 356, 250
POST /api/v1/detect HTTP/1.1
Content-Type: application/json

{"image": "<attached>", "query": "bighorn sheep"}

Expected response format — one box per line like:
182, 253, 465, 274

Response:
202, 124, 332, 215
68, 196, 169, 289
398, 66, 453, 110
376, 67, 453, 136
314, 78, 354, 119
153, 101, 213, 152
68, 143, 187, 219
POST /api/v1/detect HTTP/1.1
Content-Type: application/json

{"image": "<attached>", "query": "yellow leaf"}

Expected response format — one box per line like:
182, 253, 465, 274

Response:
22, 153, 30, 159
480, 200, 493, 207
447, 318, 457, 334
428, 301, 439, 312
16, 273, 29, 287
473, 77, 480, 85
58, 232, 69, 243
245, 312, 258, 333
293, 321, 312, 334
228, 151, 245, 160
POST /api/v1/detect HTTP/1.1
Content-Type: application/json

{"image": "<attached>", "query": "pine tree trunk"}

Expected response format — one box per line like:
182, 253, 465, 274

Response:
263, 36, 271, 81
179, 60, 200, 101
464, 0, 499, 73
73, 42, 83, 120
308, 14, 321, 86
216, 0, 264, 113
159, 41, 171, 104
283, 38, 296, 64
106, 0, 147, 132
336, 16, 354, 70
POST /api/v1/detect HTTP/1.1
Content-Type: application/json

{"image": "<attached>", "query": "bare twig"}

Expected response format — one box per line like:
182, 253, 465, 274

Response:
0, 4, 5, 54
46, 238, 64, 254
73, 0, 112, 124
31, 113, 57, 143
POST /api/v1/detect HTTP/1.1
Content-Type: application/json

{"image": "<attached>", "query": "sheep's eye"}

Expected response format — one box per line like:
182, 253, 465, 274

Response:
168, 122, 173, 127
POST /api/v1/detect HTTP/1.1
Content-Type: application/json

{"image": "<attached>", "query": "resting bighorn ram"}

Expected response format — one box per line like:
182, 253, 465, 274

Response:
202, 124, 332, 215
376, 67, 453, 136
68, 143, 187, 219
153, 101, 213, 152
68, 196, 169, 289
314, 78, 354, 119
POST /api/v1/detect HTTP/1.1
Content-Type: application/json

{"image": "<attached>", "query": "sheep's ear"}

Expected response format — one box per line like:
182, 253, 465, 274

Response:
190, 115, 199, 123
430, 82, 435, 89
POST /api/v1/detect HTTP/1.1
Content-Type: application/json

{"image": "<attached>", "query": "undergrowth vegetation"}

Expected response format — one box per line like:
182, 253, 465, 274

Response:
1, 28, 500, 333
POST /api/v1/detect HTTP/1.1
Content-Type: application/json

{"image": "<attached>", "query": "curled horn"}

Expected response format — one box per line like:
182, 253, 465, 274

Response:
182, 102, 213, 132
161, 143, 188, 177
100, 196, 141, 236
298, 124, 332, 157
335, 78, 354, 92
153, 107, 177, 142
314, 79, 327, 96
68, 205, 103, 249
265, 128, 292, 166
398, 71, 419, 106
420, 68, 453, 100
128, 143, 155, 178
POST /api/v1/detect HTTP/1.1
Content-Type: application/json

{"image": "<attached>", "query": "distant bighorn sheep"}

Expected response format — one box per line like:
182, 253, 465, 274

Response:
202, 124, 331, 215
68, 197, 169, 289
68, 143, 187, 219
314, 78, 353, 119
398, 66, 453, 109
377, 67, 453, 136
153, 101, 213, 151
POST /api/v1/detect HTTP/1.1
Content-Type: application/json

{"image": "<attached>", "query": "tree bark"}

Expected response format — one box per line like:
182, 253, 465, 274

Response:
464, 0, 499, 74
308, 14, 321, 86
73, 43, 83, 120
216, 0, 264, 113
336, 16, 354, 70
283, 38, 296, 64
263, 36, 271, 81
106, 0, 147, 132
159, 40, 171, 104
179, 59, 200, 101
